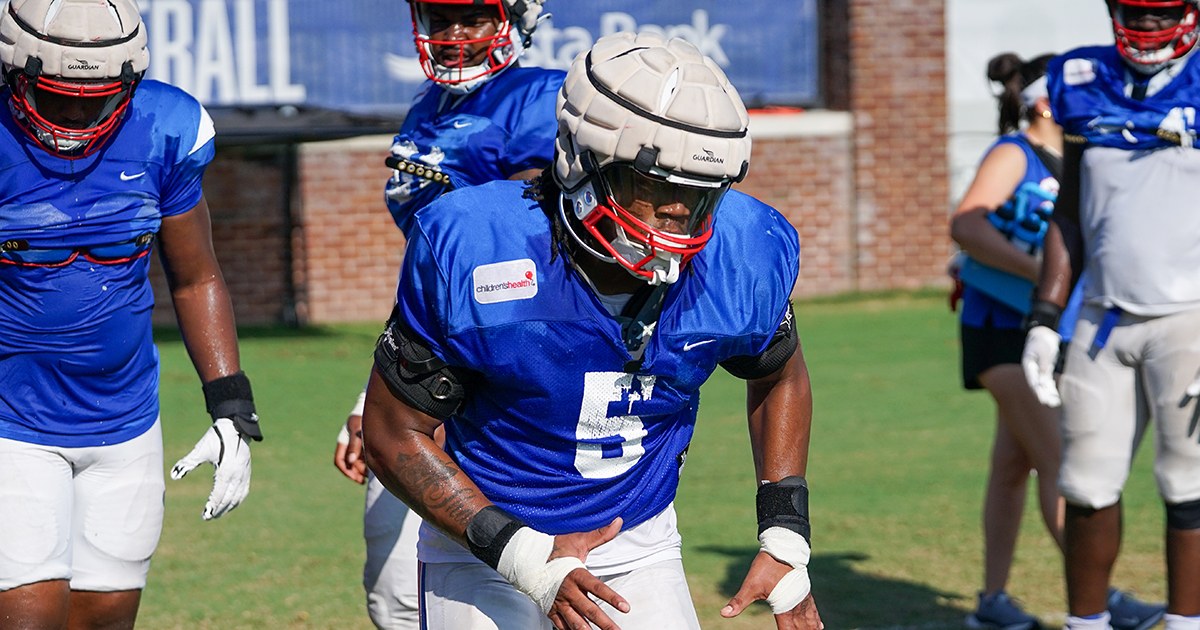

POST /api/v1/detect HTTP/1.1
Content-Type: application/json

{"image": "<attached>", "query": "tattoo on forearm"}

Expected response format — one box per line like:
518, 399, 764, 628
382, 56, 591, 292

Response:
394, 450, 479, 528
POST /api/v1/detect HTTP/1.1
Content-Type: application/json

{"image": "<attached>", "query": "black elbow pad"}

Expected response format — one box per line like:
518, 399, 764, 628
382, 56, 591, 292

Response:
721, 303, 798, 380
374, 307, 475, 419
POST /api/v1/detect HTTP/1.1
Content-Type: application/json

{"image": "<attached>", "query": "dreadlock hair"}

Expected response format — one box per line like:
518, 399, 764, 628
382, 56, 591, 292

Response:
523, 169, 577, 269
988, 52, 1056, 134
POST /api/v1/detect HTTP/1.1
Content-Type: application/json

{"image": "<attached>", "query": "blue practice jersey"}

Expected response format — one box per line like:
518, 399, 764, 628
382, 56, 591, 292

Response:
0, 80, 215, 448
396, 181, 799, 534
961, 133, 1058, 329
1048, 46, 1200, 149
385, 66, 564, 234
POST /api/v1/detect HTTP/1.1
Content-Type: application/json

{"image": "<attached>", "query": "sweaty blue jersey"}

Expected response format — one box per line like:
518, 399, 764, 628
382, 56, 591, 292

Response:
961, 134, 1058, 329
0, 80, 215, 448
1048, 46, 1200, 149
385, 66, 564, 234
396, 181, 799, 534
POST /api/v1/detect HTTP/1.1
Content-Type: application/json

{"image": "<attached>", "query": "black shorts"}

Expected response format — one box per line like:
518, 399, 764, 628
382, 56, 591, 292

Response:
960, 321, 1026, 390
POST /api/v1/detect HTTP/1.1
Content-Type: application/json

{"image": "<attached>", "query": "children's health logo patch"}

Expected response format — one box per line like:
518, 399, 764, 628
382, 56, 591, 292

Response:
473, 258, 538, 304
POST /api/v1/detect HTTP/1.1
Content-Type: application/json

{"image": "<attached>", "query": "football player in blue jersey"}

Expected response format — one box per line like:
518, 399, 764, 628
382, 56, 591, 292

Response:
331, 1, 563, 628
1023, 2, 1200, 630
952, 51, 1164, 630
360, 32, 821, 630
382, 0, 561, 234
0, 0, 261, 627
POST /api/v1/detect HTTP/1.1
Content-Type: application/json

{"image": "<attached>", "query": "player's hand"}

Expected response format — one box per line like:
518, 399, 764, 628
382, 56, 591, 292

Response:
722, 551, 823, 629
333, 414, 367, 484
541, 519, 629, 630
547, 518, 629, 630
1022, 325, 1062, 407
171, 418, 252, 520
495, 519, 627, 628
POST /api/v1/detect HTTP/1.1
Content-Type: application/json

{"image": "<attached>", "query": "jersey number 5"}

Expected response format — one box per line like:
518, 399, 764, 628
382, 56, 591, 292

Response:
574, 372, 655, 479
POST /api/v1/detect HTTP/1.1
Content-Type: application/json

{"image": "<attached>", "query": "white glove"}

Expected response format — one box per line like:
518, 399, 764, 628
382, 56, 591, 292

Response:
496, 527, 586, 614
759, 527, 812, 614
171, 418, 253, 520
1022, 325, 1062, 408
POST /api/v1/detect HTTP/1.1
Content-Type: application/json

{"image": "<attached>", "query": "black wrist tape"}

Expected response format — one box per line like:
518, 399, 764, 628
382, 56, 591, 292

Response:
756, 476, 811, 542
466, 505, 527, 570
1023, 299, 1064, 333
202, 371, 262, 441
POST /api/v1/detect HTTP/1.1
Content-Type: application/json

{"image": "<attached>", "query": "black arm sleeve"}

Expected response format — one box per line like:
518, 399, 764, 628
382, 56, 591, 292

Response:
720, 302, 798, 380
373, 306, 478, 420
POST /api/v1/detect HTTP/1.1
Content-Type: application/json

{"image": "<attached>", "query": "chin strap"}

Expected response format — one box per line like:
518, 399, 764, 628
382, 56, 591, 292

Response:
614, 283, 670, 373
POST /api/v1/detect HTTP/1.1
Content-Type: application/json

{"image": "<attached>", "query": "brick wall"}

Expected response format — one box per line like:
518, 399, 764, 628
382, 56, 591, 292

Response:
149, 146, 291, 326
737, 116, 857, 298
849, 0, 952, 290
294, 138, 406, 325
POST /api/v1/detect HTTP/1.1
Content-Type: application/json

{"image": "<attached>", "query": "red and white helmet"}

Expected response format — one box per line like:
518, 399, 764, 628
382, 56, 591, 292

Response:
0, 0, 147, 158
553, 32, 751, 286
407, 0, 546, 95
1110, 0, 1200, 69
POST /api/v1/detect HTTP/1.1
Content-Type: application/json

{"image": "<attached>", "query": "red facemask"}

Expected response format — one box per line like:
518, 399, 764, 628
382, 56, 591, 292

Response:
1112, 0, 1200, 67
7, 71, 136, 158
409, 0, 516, 89
569, 164, 726, 285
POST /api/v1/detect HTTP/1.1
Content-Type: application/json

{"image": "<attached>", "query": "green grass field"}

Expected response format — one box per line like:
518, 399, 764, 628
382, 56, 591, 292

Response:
140, 291, 1167, 629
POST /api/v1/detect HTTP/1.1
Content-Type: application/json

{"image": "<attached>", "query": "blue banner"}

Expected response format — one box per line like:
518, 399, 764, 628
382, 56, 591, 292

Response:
137, 0, 819, 113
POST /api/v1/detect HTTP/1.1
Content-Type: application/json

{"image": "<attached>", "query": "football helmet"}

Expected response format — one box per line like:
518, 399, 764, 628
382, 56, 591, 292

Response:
1109, 0, 1200, 69
407, 0, 546, 95
553, 32, 751, 285
0, 0, 147, 158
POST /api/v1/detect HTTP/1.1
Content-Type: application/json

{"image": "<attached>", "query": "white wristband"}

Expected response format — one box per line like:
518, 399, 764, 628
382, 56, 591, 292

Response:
759, 526, 812, 614
496, 527, 586, 614
336, 423, 350, 446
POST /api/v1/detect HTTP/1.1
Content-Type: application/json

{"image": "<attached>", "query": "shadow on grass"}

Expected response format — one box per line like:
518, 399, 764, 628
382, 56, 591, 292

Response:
153, 325, 346, 343
697, 546, 967, 630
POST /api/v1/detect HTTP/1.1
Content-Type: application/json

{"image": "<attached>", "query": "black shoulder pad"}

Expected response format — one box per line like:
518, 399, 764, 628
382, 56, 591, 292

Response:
721, 302, 798, 380
374, 308, 476, 419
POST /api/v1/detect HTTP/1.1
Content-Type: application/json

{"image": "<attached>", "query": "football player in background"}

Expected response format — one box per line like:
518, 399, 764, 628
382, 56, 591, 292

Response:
952, 51, 1068, 630
952, 50, 1164, 630
1023, 2, 1200, 630
331, 1, 563, 628
0, 0, 262, 627
362, 32, 821, 630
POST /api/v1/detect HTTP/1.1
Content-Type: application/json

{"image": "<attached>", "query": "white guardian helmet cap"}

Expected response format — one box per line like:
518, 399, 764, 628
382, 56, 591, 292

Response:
0, 0, 148, 157
553, 31, 751, 285
407, 0, 547, 95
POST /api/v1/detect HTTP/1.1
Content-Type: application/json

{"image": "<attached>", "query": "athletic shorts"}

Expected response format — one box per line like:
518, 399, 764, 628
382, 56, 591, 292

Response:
0, 419, 164, 592
960, 321, 1026, 390
419, 558, 701, 630
1059, 305, 1200, 507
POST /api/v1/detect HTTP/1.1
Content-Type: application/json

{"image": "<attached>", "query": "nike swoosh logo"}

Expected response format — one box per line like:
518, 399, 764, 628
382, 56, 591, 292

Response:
453, 121, 471, 129
120, 171, 146, 181
683, 339, 714, 351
